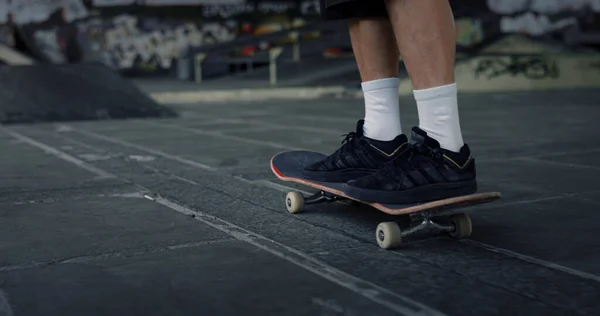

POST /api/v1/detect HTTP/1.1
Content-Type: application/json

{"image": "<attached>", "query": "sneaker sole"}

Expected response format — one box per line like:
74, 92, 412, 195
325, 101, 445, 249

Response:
342, 180, 478, 204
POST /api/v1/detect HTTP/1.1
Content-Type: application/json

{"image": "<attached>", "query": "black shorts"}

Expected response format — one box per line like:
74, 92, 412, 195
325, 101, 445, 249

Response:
321, 0, 388, 20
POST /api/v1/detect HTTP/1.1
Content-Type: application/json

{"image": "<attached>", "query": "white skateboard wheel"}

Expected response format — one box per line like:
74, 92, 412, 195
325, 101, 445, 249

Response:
285, 191, 304, 214
376, 222, 402, 249
448, 213, 472, 239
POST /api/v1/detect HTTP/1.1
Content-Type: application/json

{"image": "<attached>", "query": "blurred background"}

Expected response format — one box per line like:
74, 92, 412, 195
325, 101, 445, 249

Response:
1, 0, 599, 90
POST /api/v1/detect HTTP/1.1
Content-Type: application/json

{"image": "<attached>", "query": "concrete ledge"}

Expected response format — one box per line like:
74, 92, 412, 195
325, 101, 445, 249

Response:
149, 86, 349, 104
0, 44, 34, 65
150, 52, 600, 104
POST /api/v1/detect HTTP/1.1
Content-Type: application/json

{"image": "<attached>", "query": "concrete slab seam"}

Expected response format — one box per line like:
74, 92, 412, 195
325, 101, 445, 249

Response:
69, 127, 217, 172
461, 240, 600, 284
201, 118, 345, 136
141, 121, 305, 150
54, 126, 600, 285
162, 116, 600, 163
5, 126, 445, 316
0, 127, 116, 179
0, 239, 235, 273
153, 196, 446, 316
467, 193, 578, 211
0, 290, 14, 316
141, 165, 462, 250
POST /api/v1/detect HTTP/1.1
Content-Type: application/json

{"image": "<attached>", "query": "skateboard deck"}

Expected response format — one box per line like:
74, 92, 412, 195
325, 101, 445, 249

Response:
270, 150, 501, 249
270, 150, 500, 215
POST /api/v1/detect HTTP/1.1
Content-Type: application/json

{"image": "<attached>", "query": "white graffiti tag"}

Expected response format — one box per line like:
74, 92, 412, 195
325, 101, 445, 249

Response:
101, 15, 236, 69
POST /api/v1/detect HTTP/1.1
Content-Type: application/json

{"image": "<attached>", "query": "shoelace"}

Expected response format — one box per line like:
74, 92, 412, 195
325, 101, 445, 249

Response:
380, 143, 445, 181
318, 131, 360, 168
340, 131, 357, 145
413, 143, 445, 162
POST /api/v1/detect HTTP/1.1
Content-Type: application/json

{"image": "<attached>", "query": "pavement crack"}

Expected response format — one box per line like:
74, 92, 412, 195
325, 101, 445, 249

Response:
0, 239, 234, 273
389, 248, 593, 316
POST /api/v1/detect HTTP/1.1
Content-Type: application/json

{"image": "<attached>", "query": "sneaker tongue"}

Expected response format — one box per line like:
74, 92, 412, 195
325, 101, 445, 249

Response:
355, 119, 365, 136
411, 127, 440, 149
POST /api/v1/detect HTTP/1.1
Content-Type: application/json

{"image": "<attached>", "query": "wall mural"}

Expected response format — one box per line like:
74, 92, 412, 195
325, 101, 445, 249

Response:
0, 0, 598, 73
0, 0, 322, 72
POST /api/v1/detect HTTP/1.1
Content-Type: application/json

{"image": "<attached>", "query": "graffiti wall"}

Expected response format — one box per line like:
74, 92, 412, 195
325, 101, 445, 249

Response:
0, 0, 321, 73
487, 0, 600, 36
450, 0, 600, 51
0, 0, 598, 73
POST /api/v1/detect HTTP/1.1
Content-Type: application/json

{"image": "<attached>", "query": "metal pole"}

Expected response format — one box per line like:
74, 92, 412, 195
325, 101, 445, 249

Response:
194, 53, 207, 84
290, 31, 300, 62
269, 47, 284, 85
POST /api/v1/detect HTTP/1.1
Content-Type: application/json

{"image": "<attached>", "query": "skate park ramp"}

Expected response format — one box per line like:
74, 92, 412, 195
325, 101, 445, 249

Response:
0, 63, 177, 124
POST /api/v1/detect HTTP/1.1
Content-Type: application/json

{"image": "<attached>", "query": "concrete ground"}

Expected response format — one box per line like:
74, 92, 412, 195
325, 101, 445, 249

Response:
1, 88, 600, 316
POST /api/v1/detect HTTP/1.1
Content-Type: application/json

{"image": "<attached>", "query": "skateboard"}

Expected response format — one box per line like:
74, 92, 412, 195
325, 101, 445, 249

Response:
270, 150, 501, 250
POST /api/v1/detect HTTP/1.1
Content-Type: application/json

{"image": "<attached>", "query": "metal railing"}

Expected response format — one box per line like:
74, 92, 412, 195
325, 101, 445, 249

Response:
187, 20, 347, 85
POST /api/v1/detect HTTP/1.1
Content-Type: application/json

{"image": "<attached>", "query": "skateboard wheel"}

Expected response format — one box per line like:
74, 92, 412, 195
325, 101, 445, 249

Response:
375, 222, 402, 249
448, 213, 472, 239
285, 191, 304, 214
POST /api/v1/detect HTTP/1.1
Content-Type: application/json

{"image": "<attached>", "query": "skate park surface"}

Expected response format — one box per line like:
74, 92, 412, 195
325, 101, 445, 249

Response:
1, 76, 600, 315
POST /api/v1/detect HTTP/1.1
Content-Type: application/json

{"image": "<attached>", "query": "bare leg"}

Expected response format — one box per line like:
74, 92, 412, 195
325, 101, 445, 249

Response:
336, 0, 477, 205
385, 0, 464, 152
349, 18, 398, 81
384, 0, 455, 89
349, 18, 403, 142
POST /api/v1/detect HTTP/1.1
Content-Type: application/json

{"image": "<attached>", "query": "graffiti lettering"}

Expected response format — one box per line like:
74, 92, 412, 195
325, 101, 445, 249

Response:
81, 15, 236, 70
63, 0, 90, 23
257, 2, 296, 14
474, 55, 560, 80
202, 4, 255, 19
300, 0, 321, 15
33, 28, 66, 63
202, 1, 302, 19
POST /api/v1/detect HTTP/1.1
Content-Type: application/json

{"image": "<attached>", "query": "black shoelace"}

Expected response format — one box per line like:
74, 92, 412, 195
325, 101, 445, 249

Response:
341, 131, 357, 146
379, 143, 444, 181
318, 131, 360, 169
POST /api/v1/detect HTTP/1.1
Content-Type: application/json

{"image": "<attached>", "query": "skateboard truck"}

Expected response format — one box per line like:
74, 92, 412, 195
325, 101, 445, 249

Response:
376, 211, 471, 249
285, 190, 473, 250
285, 190, 341, 214
402, 212, 455, 237
304, 190, 340, 205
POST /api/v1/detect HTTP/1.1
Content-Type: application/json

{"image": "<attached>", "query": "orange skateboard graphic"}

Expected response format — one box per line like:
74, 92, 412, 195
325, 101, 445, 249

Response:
271, 150, 501, 249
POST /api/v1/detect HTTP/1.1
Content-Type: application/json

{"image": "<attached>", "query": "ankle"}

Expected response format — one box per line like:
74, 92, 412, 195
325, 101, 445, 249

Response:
414, 83, 464, 152
362, 77, 402, 141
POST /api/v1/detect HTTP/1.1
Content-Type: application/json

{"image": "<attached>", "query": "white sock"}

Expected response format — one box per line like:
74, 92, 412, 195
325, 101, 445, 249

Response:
361, 78, 402, 141
414, 82, 464, 152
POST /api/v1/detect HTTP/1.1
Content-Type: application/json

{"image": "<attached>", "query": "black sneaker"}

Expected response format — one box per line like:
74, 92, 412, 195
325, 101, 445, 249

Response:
302, 119, 410, 183
342, 126, 477, 204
